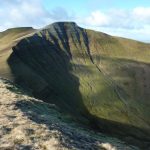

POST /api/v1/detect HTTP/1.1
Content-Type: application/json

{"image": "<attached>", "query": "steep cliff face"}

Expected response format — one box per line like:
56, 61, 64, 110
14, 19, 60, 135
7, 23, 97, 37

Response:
0, 22, 150, 147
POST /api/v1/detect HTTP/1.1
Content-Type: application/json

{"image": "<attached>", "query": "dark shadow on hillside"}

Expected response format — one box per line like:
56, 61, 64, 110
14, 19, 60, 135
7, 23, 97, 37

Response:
15, 99, 150, 149
15, 99, 101, 150
7, 32, 150, 149
7, 33, 92, 124
91, 115, 150, 149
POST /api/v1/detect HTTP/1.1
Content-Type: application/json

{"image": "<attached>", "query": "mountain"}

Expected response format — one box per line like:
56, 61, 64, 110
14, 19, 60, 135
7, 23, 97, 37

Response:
0, 22, 150, 148
0, 27, 35, 80
0, 78, 138, 150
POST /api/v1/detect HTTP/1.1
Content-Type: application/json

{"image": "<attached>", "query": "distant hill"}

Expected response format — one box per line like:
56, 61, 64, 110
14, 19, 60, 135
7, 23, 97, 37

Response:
0, 27, 35, 80
0, 22, 150, 148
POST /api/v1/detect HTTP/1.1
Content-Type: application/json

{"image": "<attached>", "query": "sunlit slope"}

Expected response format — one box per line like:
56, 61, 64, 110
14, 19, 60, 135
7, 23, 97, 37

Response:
0, 27, 35, 79
87, 30, 150, 63
83, 30, 150, 128
0, 22, 150, 142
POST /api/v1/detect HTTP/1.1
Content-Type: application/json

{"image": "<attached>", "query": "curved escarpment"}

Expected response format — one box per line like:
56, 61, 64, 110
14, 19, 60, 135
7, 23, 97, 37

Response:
0, 22, 149, 148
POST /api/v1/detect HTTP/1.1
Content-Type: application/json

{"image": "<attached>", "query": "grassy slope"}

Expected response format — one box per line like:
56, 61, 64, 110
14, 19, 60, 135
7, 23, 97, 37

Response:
0, 27, 35, 79
59, 27, 150, 131
82, 30, 150, 128
0, 23, 150, 144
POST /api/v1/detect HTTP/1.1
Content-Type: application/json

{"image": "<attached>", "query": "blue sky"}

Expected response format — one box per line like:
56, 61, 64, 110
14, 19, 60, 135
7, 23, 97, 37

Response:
43, 0, 150, 11
0, 0, 150, 42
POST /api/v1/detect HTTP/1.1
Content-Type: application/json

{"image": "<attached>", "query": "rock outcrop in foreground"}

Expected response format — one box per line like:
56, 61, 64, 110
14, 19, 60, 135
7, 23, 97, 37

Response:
0, 78, 138, 150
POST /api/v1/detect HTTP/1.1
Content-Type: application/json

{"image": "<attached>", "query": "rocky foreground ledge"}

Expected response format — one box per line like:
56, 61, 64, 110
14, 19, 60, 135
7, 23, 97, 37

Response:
0, 78, 138, 150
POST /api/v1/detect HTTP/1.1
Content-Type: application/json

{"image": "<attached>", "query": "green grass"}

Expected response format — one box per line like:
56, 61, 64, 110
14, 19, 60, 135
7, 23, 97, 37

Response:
0, 22, 150, 137
0, 27, 35, 80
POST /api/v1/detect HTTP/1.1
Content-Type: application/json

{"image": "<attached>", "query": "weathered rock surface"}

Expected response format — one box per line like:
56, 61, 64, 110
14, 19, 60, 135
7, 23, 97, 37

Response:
0, 78, 138, 150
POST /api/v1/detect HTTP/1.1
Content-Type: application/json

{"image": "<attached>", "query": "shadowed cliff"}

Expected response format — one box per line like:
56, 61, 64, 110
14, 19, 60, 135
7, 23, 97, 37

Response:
7, 34, 91, 123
